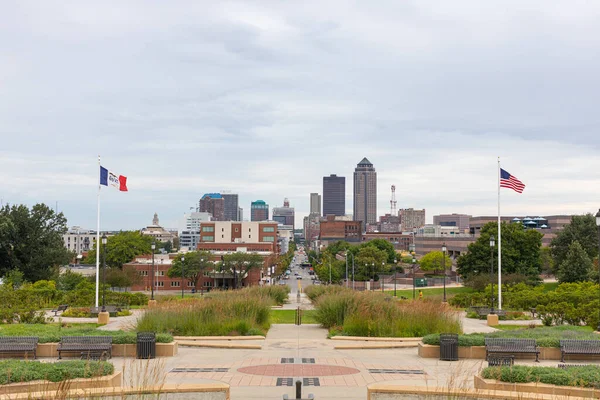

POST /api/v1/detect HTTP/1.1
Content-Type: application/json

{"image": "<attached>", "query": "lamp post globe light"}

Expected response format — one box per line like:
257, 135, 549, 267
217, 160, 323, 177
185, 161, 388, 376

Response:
101, 235, 107, 312
181, 256, 185, 299
442, 243, 447, 303
596, 210, 600, 332
150, 241, 156, 301
489, 235, 495, 315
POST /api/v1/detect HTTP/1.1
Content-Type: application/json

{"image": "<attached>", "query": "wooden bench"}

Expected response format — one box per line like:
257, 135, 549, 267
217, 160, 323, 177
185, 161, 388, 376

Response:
560, 340, 600, 363
57, 336, 112, 359
89, 306, 122, 316
51, 304, 68, 316
0, 337, 38, 359
471, 307, 507, 318
485, 338, 540, 362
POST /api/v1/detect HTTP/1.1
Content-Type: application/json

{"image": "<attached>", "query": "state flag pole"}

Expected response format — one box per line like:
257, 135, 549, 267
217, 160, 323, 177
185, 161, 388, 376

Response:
497, 157, 502, 310
95, 155, 101, 308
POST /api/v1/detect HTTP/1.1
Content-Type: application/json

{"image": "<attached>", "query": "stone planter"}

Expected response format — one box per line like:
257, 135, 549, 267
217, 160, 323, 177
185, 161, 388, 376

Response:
474, 375, 600, 399
0, 372, 121, 395
20, 342, 177, 358
418, 342, 598, 361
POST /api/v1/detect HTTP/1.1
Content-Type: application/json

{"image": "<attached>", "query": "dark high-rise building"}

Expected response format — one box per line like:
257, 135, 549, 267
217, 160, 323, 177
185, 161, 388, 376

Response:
199, 193, 225, 221
323, 174, 345, 216
251, 200, 269, 221
353, 157, 377, 226
222, 193, 239, 221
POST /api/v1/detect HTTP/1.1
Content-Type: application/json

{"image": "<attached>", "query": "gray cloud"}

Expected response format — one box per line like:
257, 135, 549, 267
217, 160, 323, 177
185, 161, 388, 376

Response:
1, 1, 599, 229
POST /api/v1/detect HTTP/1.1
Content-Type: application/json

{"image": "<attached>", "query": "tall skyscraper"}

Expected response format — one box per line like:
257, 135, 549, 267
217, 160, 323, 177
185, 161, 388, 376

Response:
310, 193, 321, 215
199, 193, 225, 221
222, 193, 239, 221
272, 198, 295, 227
353, 157, 377, 226
323, 174, 345, 216
250, 200, 269, 221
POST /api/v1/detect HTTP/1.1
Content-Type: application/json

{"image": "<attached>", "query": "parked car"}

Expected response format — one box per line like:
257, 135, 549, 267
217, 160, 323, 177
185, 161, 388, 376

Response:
314, 280, 321, 285
296, 275, 302, 279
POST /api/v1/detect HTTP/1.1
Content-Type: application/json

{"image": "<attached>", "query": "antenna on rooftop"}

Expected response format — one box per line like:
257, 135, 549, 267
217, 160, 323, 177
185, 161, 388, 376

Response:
390, 185, 397, 216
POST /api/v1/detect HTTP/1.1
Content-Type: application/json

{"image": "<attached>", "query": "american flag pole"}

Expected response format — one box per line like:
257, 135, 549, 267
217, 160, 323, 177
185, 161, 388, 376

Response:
497, 157, 502, 310
95, 155, 101, 308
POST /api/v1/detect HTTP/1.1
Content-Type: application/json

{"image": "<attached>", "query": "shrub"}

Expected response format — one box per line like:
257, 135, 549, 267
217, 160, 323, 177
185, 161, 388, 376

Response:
482, 365, 600, 388
0, 323, 173, 344
313, 288, 461, 337
244, 285, 290, 305
422, 326, 600, 348
0, 360, 114, 384
62, 307, 91, 318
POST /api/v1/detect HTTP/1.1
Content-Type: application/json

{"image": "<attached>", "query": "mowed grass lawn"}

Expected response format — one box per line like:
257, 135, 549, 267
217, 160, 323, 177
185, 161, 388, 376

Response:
384, 286, 473, 299
270, 309, 318, 324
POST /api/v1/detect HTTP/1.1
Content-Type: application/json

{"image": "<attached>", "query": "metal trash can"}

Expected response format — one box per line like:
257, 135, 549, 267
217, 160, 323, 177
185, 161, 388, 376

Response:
440, 333, 459, 361
136, 332, 156, 359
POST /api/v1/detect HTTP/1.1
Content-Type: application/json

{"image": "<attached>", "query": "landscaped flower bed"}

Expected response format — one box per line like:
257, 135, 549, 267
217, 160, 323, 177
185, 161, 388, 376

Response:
422, 326, 600, 348
309, 287, 461, 337
482, 365, 600, 389
137, 289, 274, 336
0, 360, 113, 384
0, 323, 173, 344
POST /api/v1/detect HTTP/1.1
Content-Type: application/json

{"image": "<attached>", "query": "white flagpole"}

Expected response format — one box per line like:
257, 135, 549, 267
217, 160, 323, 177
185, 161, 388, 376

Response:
497, 157, 502, 310
95, 155, 101, 308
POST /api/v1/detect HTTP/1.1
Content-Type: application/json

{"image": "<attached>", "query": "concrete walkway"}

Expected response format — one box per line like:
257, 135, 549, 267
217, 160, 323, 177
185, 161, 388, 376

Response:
45, 309, 143, 331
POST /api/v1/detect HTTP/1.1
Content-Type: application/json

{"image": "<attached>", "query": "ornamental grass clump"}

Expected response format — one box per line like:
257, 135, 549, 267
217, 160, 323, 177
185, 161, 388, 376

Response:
137, 290, 273, 336
314, 288, 461, 337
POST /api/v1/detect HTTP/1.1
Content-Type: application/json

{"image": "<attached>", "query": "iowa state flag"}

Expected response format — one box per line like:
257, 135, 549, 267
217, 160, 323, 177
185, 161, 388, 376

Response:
100, 166, 128, 192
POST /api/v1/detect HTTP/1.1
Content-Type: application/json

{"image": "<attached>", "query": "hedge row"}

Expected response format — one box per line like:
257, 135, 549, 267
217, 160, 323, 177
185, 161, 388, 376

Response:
0, 324, 173, 344
422, 326, 600, 348
0, 360, 114, 384
482, 365, 600, 389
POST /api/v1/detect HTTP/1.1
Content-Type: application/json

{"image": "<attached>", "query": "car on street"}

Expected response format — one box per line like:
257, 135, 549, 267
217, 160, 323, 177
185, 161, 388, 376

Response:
314, 280, 321, 285
296, 275, 302, 279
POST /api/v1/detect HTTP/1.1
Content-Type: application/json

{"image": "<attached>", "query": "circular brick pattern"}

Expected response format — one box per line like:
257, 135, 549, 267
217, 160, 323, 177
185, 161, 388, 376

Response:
237, 364, 359, 377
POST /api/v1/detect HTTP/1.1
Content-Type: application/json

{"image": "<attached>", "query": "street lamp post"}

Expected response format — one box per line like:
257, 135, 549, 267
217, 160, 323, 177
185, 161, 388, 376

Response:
181, 256, 185, 299
329, 257, 332, 285
371, 262, 375, 291
490, 235, 496, 315
595, 209, 600, 332
150, 241, 156, 301
345, 253, 348, 288
393, 258, 398, 297
352, 254, 355, 290
101, 235, 107, 312
381, 261, 385, 292
412, 256, 416, 300
442, 243, 447, 303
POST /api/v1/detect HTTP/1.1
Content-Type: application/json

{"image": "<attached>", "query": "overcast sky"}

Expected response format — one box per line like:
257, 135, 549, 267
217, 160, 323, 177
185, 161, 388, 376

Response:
1, 1, 599, 230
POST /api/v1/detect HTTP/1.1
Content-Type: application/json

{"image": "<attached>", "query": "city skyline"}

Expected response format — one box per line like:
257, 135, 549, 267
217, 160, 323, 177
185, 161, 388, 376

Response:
1, 2, 600, 230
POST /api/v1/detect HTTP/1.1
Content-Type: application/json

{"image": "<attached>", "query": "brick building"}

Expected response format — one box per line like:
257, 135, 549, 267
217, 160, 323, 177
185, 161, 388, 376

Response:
362, 232, 413, 251
319, 215, 362, 247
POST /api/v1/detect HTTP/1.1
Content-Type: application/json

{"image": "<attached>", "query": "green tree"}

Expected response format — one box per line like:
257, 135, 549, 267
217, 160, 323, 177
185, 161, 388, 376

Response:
314, 253, 345, 283
418, 251, 452, 274
56, 270, 87, 291
551, 214, 598, 269
354, 246, 388, 281
457, 222, 543, 279
556, 241, 593, 283
0, 204, 72, 282
168, 251, 213, 288
2, 269, 24, 289
172, 237, 180, 251
83, 231, 153, 268
362, 239, 397, 263
162, 240, 173, 253
222, 252, 264, 288
105, 267, 142, 288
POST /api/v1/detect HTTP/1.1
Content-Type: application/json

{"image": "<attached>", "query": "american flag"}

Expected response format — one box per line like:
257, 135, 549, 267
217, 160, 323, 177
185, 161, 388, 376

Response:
500, 168, 525, 193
